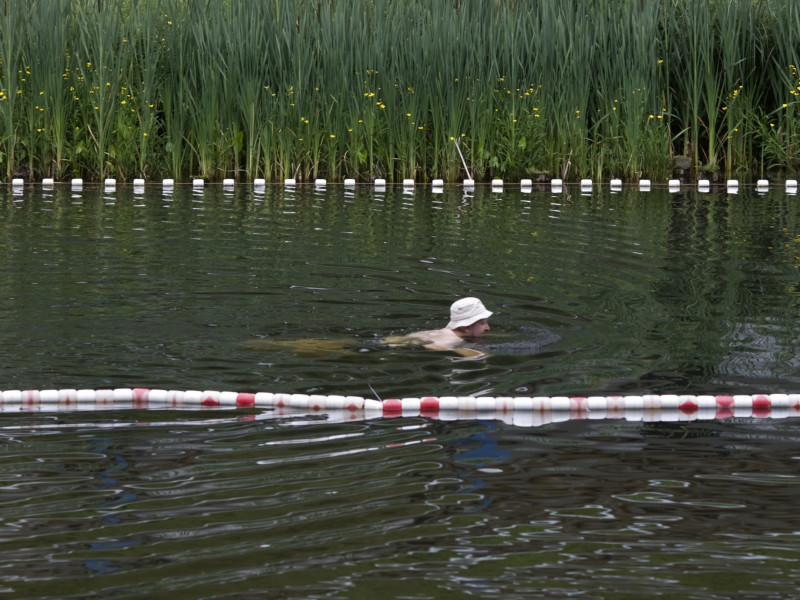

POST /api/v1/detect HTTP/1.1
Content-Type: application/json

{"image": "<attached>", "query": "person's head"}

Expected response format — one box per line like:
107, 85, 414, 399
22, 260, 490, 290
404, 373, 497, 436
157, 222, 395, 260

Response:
447, 297, 492, 339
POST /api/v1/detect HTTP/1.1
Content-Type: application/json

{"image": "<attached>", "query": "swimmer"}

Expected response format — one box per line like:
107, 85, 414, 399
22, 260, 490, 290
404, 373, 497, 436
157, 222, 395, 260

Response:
245, 297, 493, 358
384, 297, 493, 357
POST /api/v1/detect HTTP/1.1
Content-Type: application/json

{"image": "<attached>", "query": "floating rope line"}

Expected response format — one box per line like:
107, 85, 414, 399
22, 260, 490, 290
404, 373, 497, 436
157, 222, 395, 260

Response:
2, 389, 799, 425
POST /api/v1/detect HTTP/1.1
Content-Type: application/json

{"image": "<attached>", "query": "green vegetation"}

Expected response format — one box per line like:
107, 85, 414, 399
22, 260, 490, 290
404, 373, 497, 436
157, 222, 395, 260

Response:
1, 0, 800, 182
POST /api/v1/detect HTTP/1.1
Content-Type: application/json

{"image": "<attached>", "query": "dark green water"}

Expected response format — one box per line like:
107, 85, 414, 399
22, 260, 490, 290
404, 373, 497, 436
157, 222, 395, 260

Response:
1, 184, 798, 397
1, 184, 800, 598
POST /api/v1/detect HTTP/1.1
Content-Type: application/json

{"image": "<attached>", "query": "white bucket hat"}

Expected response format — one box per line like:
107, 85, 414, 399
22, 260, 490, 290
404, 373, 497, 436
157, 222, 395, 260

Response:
447, 297, 493, 329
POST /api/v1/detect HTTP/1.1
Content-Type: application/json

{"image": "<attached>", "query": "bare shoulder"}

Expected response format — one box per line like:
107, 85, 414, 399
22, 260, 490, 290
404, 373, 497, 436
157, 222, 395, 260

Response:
404, 328, 462, 349
382, 328, 487, 357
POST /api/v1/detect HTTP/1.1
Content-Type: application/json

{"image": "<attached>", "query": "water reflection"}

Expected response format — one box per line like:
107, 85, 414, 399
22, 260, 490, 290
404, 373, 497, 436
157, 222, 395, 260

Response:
1, 401, 800, 597
0, 185, 798, 401
0, 184, 799, 598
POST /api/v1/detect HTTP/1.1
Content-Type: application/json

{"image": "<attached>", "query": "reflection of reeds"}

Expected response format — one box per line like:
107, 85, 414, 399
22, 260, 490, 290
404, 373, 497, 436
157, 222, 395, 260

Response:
2, 0, 800, 182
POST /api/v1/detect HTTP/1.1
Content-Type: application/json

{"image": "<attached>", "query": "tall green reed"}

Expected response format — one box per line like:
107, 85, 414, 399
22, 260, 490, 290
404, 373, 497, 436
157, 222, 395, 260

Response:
4, 0, 800, 182
759, 2, 800, 173
184, 0, 228, 180
225, 0, 271, 180
594, 1, 671, 180
0, 1, 27, 179
668, 0, 718, 170
73, 0, 128, 179
161, 0, 191, 179
127, 0, 165, 179
24, 0, 71, 180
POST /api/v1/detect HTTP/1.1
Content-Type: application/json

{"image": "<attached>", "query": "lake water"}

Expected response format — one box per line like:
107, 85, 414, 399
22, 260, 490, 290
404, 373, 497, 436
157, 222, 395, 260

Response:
1, 183, 800, 598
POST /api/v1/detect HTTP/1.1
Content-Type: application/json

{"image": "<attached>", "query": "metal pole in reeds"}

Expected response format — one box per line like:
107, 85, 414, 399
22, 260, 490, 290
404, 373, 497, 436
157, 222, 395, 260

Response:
454, 138, 472, 181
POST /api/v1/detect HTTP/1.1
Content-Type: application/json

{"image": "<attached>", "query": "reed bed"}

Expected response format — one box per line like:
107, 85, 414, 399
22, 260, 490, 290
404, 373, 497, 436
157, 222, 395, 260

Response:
1, 0, 800, 182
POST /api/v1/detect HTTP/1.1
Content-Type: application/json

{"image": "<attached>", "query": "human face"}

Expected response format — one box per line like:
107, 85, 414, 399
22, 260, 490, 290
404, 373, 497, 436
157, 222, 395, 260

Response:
461, 318, 490, 339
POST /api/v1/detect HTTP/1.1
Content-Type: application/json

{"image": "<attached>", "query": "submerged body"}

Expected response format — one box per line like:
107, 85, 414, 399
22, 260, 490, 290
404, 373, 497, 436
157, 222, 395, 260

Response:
242, 337, 356, 356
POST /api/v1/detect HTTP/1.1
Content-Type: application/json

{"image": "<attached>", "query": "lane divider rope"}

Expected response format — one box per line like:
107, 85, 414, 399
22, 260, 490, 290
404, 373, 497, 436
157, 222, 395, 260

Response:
2, 389, 799, 422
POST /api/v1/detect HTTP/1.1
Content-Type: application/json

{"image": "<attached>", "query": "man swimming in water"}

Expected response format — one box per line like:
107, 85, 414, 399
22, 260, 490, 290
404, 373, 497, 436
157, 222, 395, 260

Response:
248, 297, 493, 357
386, 297, 492, 354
